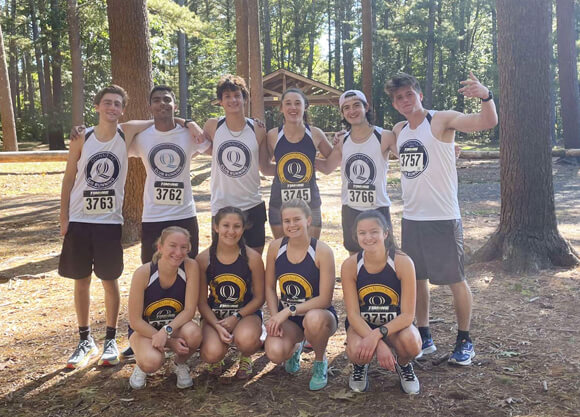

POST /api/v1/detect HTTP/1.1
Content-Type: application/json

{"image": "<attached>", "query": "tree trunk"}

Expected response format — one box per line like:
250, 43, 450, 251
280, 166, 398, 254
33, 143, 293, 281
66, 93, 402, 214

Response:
235, 0, 250, 85
24, 52, 35, 114
262, 0, 272, 74
0, 22, 17, 151
327, 0, 332, 85
361, 0, 372, 107
423, 0, 436, 109
472, 0, 579, 272
277, 0, 284, 68
334, 0, 342, 87
248, 0, 264, 121
48, 0, 65, 149
107, 0, 153, 243
306, 2, 316, 79
67, 0, 84, 127
176, 0, 188, 117
556, 0, 580, 152
342, 0, 354, 90
29, 0, 47, 117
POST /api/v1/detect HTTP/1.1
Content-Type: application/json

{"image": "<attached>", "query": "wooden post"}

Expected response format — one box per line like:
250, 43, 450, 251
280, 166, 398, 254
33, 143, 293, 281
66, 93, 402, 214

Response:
235, 0, 250, 86
247, 0, 264, 121
0, 22, 17, 151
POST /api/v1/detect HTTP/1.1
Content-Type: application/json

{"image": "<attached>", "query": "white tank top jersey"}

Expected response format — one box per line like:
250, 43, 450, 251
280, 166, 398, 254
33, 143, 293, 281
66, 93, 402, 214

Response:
340, 126, 392, 209
68, 126, 128, 224
131, 124, 211, 222
210, 117, 262, 215
396, 110, 461, 221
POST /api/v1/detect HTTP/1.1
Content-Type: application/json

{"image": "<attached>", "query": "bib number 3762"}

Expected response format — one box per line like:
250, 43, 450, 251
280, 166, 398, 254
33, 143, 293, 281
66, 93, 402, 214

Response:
154, 181, 184, 206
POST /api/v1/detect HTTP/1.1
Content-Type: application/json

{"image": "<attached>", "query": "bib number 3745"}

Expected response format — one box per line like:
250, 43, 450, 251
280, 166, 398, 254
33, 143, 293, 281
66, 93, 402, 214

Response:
281, 183, 311, 203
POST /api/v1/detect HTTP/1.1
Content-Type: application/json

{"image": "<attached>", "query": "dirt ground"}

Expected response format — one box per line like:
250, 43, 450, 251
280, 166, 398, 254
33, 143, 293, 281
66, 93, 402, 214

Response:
0, 156, 579, 417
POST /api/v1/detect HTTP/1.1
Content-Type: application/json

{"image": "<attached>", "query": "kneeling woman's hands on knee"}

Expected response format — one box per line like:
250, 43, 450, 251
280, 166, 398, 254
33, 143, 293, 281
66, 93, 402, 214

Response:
376, 341, 396, 371
151, 329, 169, 352
167, 337, 189, 355
216, 323, 233, 344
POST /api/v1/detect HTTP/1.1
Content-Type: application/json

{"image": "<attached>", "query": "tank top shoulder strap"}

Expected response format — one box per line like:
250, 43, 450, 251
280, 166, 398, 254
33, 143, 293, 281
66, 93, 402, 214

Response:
307, 238, 317, 262
84, 127, 96, 145
177, 262, 187, 282
216, 116, 226, 130
356, 251, 365, 274
304, 123, 312, 140
148, 262, 159, 288
387, 248, 396, 274
117, 126, 125, 141
373, 126, 382, 144
245, 117, 255, 132
343, 130, 351, 144
276, 237, 289, 259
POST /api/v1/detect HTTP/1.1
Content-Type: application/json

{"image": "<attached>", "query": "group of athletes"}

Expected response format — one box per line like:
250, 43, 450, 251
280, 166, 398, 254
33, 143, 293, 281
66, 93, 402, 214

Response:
58, 71, 497, 394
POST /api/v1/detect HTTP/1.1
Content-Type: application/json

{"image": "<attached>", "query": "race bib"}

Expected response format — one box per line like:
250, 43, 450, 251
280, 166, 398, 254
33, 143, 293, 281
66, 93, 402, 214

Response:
83, 190, 115, 215
154, 181, 184, 205
347, 184, 376, 207
281, 183, 311, 203
213, 308, 238, 320
399, 152, 424, 173
361, 310, 398, 326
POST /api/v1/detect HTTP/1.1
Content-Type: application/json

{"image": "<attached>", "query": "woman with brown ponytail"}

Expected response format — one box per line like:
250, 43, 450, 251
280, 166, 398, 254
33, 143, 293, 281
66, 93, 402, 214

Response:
196, 207, 266, 379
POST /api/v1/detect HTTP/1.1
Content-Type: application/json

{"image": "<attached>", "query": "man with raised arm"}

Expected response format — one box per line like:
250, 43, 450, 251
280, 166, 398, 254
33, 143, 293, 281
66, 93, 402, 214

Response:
385, 72, 497, 365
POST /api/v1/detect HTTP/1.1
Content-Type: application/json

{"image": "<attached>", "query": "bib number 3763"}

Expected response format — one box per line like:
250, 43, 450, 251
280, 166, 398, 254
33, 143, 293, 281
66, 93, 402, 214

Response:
83, 190, 115, 215
154, 181, 184, 205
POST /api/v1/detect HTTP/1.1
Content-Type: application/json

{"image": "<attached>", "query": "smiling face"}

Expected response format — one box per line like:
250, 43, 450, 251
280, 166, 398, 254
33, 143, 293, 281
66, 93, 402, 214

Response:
149, 89, 176, 121
214, 212, 245, 246
219, 88, 245, 116
281, 92, 306, 123
158, 231, 190, 266
391, 85, 424, 117
356, 218, 388, 252
94, 93, 125, 123
281, 207, 311, 238
341, 96, 368, 127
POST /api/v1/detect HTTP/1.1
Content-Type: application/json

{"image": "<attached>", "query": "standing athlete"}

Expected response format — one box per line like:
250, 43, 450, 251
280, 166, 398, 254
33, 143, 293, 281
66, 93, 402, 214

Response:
203, 75, 270, 254
386, 72, 497, 365
131, 85, 210, 264
60, 85, 153, 368
317, 90, 395, 255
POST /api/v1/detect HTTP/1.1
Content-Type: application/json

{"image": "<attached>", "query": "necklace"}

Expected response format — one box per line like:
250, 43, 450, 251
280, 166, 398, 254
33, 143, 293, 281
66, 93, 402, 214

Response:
226, 119, 245, 138
350, 124, 374, 142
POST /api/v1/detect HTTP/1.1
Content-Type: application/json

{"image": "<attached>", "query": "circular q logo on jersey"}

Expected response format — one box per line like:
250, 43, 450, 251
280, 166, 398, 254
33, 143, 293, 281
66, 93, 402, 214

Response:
217, 140, 251, 178
398, 139, 429, 179
345, 153, 376, 185
148, 143, 186, 179
277, 152, 313, 184
85, 151, 121, 189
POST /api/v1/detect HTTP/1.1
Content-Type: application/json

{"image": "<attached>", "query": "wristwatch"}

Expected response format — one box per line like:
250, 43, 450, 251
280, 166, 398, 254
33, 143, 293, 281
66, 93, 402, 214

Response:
162, 325, 173, 338
289, 305, 297, 317
379, 325, 389, 341
234, 311, 243, 320
183, 119, 194, 128
481, 90, 493, 102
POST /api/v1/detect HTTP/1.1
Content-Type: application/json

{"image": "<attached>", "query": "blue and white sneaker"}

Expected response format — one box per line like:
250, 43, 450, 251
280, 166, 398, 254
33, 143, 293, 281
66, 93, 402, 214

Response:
309, 358, 328, 391
448, 339, 475, 366
415, 337, 437, 359
284, 341, 304, 374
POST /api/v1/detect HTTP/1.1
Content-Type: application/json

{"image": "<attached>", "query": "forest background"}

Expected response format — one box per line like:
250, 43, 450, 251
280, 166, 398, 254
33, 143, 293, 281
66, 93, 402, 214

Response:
2, 0, 579, 150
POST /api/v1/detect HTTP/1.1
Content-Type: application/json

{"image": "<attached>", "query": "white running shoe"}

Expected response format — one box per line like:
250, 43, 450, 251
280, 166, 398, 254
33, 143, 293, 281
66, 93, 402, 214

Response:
129, 365, 147, 390
174, 362, 193, 389
395, 362, 420, 395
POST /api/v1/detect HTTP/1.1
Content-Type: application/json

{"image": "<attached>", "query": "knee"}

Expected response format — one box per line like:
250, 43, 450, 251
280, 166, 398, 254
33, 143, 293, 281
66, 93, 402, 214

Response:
101, 280, 120, 295
200, 341, 227, 363
397, 329, 422, 358
264, 338, 287, 364
233, 328, 261, 354
303, 311, 332, 336
345, 339, 360, 363
182, 324, 202, 350
136, 351, 164, 373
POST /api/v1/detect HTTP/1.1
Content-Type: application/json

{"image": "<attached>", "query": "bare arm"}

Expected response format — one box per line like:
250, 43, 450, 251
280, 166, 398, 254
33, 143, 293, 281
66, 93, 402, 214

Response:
311, 126, 333, 158
381, 129, 398, 159
59, 136, 83, 235
169, 258, 200, 330
341, 255, 374, 338
128, 265, 159, 338
316, 139, 342, 175
195, 250, 222, 327
264, 238, 282, 317
120, 120, 154, 148
445, 72, 498, 133
260, 128, 278, 177
237, 247, 266, 317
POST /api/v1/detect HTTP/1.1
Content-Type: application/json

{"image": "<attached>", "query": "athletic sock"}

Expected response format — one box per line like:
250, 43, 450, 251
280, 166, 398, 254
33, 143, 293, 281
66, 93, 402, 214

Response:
457, 330, 471, 342
79, 326, 90, 341
105, 327, 117, 340
418, 326, 431, 341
